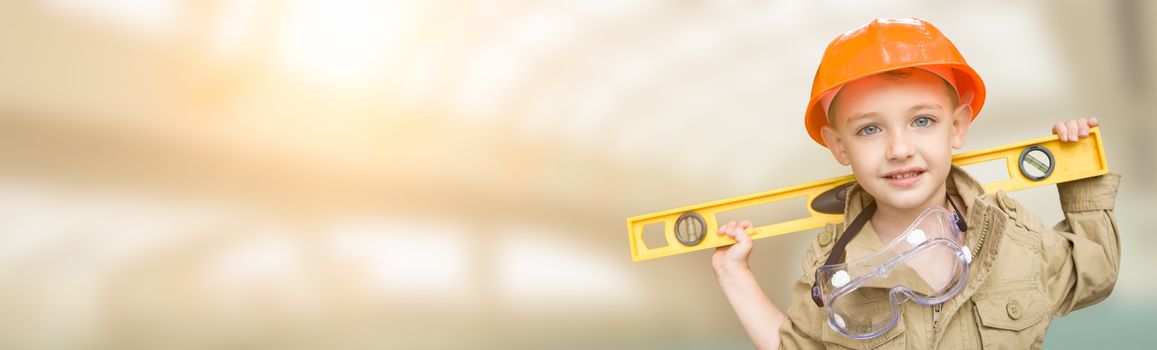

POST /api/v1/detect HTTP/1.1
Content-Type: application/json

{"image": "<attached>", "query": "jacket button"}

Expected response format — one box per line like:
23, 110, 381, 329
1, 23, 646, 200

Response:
1000, 194, 1018, 213
818, 231, 833, 246
1006, 299, 1022, 320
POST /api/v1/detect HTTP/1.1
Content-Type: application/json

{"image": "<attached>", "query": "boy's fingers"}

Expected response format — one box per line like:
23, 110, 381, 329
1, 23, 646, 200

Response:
1077, 118, 1090, 137
1089, 117, 1100, 127
739, 220, 752, 230
724, 221, 737, 238
734, 226, 753, 245
1065, 119, 1079, 142
1053, 122, 1067, 140
716, 220, 754, 242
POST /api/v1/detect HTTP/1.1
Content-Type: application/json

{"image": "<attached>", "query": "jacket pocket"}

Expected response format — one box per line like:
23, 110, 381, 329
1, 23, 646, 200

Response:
820, 298, 906, 350
821, 320, 905, 350
973, 277, 1048, 349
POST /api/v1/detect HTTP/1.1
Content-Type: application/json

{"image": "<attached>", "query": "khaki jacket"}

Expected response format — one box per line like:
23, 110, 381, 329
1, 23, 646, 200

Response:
779, 166, 1121, 349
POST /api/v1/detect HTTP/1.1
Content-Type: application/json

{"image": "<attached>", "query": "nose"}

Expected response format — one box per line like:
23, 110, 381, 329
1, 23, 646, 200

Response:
886, 130, 914, 161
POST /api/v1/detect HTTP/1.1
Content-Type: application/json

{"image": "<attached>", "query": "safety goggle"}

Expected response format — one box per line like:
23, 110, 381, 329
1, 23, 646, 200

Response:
810, 205, 972, 340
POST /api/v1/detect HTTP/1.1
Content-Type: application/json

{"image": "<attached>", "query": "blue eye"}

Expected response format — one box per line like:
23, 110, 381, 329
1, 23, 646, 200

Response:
913, 116, 934, 127
858, 125, 881, 136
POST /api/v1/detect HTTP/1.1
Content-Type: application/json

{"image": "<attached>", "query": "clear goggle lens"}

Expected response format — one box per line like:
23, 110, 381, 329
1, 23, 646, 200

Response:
815, 207, 970, 340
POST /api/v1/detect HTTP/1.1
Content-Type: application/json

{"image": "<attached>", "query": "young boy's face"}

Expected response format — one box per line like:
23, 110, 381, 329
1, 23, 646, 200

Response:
820, 69, 971, 211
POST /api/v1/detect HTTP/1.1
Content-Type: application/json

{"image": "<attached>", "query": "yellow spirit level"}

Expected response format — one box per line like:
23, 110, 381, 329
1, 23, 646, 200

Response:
627, 127, 1108, 262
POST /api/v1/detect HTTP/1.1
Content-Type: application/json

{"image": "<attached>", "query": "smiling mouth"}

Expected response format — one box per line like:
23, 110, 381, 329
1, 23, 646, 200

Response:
884, 169, 925, 179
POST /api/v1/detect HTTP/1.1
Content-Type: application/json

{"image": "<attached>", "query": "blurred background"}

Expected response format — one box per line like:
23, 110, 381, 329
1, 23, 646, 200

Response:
0, 0, 1154, 349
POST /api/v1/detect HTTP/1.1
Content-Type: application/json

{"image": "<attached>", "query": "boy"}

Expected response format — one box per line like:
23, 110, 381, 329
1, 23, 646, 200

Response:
712, 18, 1120, 349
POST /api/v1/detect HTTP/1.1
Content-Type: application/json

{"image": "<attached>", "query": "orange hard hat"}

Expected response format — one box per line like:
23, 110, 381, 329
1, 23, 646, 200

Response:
805, 18, 986, 147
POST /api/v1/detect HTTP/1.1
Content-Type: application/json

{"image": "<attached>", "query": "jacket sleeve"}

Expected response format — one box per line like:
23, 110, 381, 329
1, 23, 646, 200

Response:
1041, 173, 1122, 316
777, 231, 830, 349
779, 276, 825, 349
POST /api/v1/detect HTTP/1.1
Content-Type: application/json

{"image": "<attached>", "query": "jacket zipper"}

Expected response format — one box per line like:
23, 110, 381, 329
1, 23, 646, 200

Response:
929, 303, 944, 348
932, 303, 943, 331
973, 208, 991, 254
930, 203, 987, 345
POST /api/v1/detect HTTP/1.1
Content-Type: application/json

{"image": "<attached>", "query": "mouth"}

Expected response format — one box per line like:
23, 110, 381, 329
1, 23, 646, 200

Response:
882, 168, 926, 186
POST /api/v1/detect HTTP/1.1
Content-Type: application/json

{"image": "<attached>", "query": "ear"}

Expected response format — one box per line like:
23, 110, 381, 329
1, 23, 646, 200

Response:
950, 104, 972, 149
820, 125, 851, 165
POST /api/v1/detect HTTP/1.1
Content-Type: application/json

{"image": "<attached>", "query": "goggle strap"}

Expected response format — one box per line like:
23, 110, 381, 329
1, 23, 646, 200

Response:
825, 201, 877, 267
947, 196, 969, 232
812, 201, 876, 307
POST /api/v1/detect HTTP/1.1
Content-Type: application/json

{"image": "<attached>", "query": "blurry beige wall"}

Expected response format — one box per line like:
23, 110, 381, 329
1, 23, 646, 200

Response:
0, 1, 1154, 349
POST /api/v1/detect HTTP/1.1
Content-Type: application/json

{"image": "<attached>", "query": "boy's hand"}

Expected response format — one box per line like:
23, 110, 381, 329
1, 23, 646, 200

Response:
712, 220, 754, 274
1053, 117, 1099, 142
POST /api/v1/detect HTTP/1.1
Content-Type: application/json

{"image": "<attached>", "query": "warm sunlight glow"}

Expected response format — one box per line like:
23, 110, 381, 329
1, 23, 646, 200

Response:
274, 0, 409, 87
